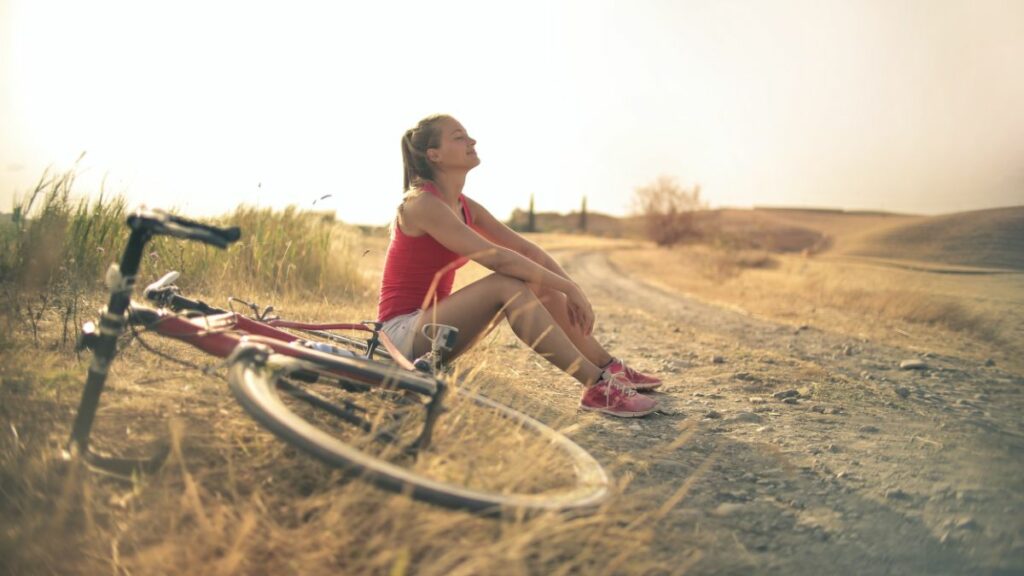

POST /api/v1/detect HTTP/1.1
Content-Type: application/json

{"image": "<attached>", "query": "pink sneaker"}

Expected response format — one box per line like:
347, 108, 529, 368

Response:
605, 358, 662, 390
580, 374, 658, 418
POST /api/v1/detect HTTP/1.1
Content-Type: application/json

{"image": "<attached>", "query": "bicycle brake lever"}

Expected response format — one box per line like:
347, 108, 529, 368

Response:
227, 296, 260, 317
143, 271, 181, 300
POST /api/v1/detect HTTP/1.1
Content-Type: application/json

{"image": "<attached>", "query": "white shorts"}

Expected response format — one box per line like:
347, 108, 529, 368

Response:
380, 309, 423, 360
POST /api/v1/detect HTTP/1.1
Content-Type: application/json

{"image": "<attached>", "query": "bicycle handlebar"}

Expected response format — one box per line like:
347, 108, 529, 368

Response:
128, 208, 241, 249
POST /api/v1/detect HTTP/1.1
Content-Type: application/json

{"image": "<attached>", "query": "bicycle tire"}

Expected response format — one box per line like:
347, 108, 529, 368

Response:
227, 344, 609, 515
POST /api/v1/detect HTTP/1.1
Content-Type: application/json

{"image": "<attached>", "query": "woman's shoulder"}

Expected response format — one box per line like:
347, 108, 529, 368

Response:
402, 186, 444, 213
398, 187, 451, 235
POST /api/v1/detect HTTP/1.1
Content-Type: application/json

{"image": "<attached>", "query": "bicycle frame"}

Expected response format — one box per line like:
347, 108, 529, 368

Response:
67, 209, 446, 478
128, 307, 434, 393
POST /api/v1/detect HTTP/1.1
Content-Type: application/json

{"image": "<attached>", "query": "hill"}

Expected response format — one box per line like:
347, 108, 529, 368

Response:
509, 205, 1024, 271
837, 206, 1024, 271
509, 207, 915, 254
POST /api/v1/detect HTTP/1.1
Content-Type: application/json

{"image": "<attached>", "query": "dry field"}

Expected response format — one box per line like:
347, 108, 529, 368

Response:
610, 245, 1022, 372
2, 203, 1022, 575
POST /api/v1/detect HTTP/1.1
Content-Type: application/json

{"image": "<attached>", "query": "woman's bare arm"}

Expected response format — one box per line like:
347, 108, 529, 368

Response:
400, 194, 594, 333
462, 196, 572, 279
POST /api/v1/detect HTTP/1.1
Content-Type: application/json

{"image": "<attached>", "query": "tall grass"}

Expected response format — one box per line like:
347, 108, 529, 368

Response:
1, 166, 367, 344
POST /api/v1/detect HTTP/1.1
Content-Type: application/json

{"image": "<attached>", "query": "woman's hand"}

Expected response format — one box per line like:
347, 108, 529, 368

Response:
565, 284, 595, 336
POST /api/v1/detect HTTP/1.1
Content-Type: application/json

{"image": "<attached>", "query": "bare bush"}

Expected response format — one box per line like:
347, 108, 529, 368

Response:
633, 176, 706, 246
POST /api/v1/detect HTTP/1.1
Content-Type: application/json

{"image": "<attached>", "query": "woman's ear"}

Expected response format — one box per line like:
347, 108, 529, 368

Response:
427, 148, 441, 164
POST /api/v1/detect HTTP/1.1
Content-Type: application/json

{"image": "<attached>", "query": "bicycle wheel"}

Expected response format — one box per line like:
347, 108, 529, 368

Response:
226, 344, 609, 514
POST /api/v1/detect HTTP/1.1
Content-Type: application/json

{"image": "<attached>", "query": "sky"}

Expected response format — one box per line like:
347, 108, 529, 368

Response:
2, 0, 1022, 226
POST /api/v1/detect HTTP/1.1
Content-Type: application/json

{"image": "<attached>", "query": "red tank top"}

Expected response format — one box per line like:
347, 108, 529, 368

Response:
377, 183, 475, 322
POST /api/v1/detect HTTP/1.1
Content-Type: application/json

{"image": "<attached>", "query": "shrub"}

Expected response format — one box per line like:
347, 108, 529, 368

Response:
632, 176, 706, 246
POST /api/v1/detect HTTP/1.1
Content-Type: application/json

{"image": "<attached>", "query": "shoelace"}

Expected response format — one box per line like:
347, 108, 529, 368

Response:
598, 371, 638, 405
621, 364, 644, 379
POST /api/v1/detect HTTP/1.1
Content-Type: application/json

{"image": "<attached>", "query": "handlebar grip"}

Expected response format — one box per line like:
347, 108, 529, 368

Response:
127, 208, 241, 249
166, 213, 241, 243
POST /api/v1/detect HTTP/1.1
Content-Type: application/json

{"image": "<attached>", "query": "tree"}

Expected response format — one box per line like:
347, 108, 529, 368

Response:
579, 196, 588, 232
527, 194, 536, 233
632, 176, 705, 246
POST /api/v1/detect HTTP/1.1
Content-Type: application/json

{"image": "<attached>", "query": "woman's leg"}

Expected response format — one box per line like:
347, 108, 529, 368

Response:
529, 283, 614, 368
413, 273, 603, 386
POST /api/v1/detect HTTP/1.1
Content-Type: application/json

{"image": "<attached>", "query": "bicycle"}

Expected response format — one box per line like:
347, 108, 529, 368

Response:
67, 208, 610, 514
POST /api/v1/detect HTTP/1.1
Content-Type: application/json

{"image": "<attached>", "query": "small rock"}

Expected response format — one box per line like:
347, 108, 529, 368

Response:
704, 410, 722, 419
748, 396, 767, 404
783, 397, 800, 405
843, 345, 854, 356
895, 386, 911, 398
984, 358, 995, 367
955, 516, 980, 530
811, 405, 827, 413
900, 359, 928, 370
711, 502, 744, 516
827, 443, 841, 453
710, 355, 725, 364
719, 489, 751, 501
727, 412, 764, 424
628, 422, 643, 431
773, 389, 799, 400
858, 425, 880, 434
885, 488, 910, 500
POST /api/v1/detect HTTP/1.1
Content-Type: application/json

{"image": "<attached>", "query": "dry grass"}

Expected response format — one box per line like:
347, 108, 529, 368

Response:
0, 165, 367, 296
611, 244, 1020, 368
0, 293, 693, 575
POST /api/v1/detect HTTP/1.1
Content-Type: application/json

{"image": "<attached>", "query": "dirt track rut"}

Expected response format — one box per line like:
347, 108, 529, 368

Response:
552, 249, 1024, 575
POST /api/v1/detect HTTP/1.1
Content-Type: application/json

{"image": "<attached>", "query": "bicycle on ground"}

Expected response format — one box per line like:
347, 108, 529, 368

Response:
67, 208, 609, 515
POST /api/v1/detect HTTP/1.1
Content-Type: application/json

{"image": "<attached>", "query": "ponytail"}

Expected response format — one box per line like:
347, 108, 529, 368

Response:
400, 114, 450, 193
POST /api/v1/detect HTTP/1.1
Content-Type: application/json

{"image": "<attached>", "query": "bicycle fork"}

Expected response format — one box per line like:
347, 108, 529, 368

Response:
67, 227, 169, 476
406, 323, 458, 452
408, 378, 447, 453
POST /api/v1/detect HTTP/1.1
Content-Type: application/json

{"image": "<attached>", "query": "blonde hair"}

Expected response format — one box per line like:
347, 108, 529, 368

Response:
400, 114, 451, 192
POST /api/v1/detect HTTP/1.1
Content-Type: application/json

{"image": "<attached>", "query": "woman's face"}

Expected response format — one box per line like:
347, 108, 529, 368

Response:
427, 118, 480, 173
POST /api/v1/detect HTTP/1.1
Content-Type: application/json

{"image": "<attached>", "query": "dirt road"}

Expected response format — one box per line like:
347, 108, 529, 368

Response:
499, 249, 1024, 575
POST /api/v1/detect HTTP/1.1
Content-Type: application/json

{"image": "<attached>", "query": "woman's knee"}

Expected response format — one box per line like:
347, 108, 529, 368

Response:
528, 282, 562, 306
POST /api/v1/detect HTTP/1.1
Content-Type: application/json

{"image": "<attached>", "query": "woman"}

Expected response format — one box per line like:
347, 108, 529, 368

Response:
377, 114, 661, 418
